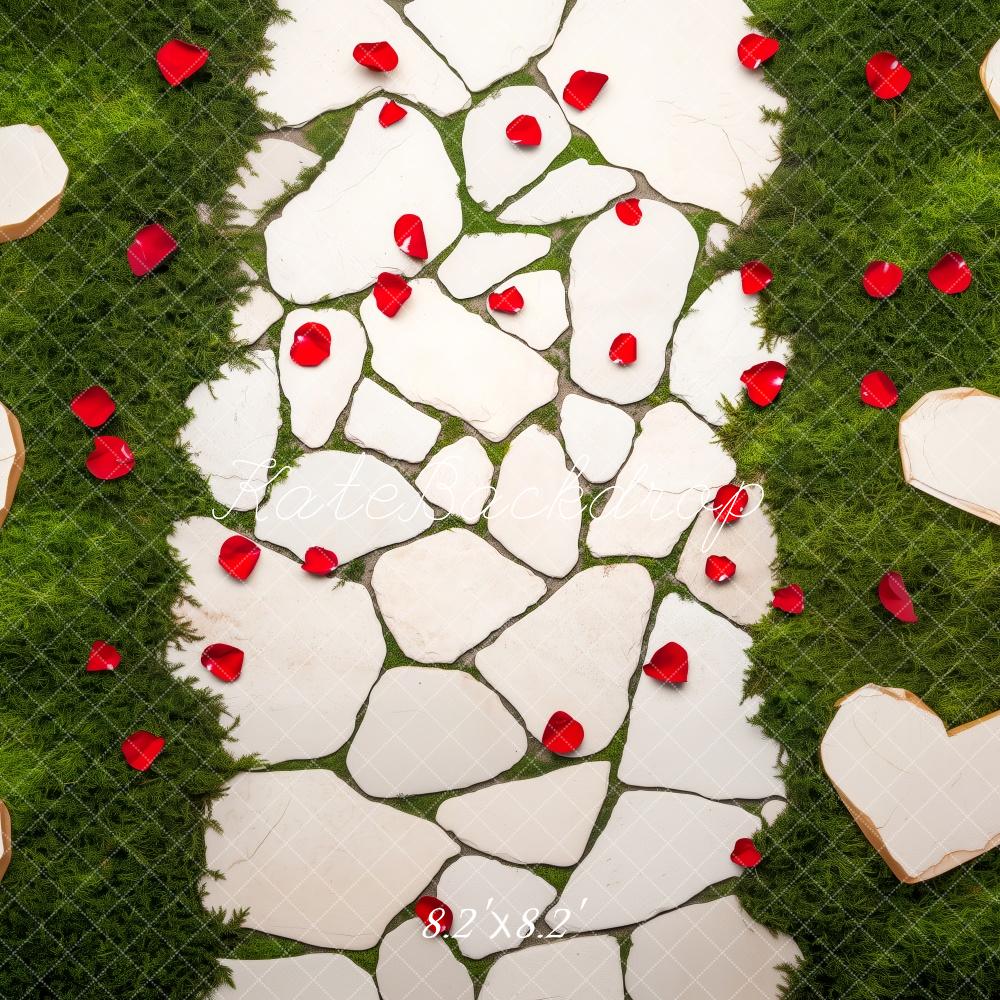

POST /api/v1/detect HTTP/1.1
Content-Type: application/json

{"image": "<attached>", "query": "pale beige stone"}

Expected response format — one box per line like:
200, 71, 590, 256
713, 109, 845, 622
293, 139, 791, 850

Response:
559, 394, 634, 484
232, 262, 283, 345
479, 937, 624, 1000
377, 919, 473, 1000
437, 233, 551, 300
0, 124, 68, 242
498, 159, 635, 225
344, 378, 441, 463
982, 37, 1000, 119
227, 137, 320, 226
487, 270, 568, 351
416, 437, 494, 524
0, 401, 25, 532
216, 956, 377, 999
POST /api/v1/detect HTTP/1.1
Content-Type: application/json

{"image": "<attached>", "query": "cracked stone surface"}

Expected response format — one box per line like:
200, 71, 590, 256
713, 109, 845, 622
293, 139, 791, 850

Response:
377, 919, 474, 1000
498, 159, 635, 225
438, 233, 551, 300
0, 401, 24, 532
265, 100, 461, 304
226, 137, 320, 227
0, 124, 68, 242
179, 348, 280, 513
216, 956, 378, 999
560, 394, 635, 484
347, 667, 527, 797
232, 262, 283, 345
476, 564, 653, 755
371, 528, 544, 664
169, 517, 385, 763
345, 378, 442, 464
247, 0, 469, 127
479, 937, 624, 1000
487, 270, 568, 351
204, 770, 459, 949
416, 436, 494, 524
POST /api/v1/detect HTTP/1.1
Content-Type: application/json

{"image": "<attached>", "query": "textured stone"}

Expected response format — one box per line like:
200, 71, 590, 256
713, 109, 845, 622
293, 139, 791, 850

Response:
226, 137, 319, 226
438, 233, 551, 300
762, 799, 787, 825
232, 262, 283, 345
560, 394, 634, 484
416, 437, 494, 524
981, 36, 1000, 118
498, 159, 635, 225
345, 378, 441, 463
0, 401, 25, 532
487, 270, 568, 351
215, 956, 378, 999
479, 938, 624, 1000
377, 919, 473, 1000
0, 124, 68, 242
705, 222, 732, 255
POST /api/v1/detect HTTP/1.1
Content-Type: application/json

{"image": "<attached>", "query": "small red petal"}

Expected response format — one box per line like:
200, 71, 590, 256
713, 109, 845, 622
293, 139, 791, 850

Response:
414, 895, 453, 936
772, 584, 805, 615
542, 710, 584, 754
859, 370, 899, 409
127, 223, 177, 277
862, 260, 903, 299
373, 271, 412, 317
506, 115, 542, 147
563, 70, 608, 110
70, 385, 116, 428
488, 286, 524, 314
394, 213, 428, 260
741, 260, 773, 294
353, 41, 398, 72
643, 642, 689, 683
737, 33, 780, 70
121, 730, 165, 771
86, 436, 135, 480
218, 535, 261, 581
156, 39, 210, 87
866, 51, 912, 99
731, 837, 762, 868
615, 198, 642, 226
740, 360, 787, 406
378, 100, 407, 127
201, 642, 244, 683
928, 252, 972, 295
705, 555, 737, 583
712, 484, 749, 524
302, 546, 339, 575
86, 640, 121, 672
290, 321, 332, 367
878, 571, 918, 623
609, 332, 637, 366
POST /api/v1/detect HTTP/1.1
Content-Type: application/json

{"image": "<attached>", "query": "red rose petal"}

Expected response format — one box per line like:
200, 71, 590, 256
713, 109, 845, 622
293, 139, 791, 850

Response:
862, 260, 903, 299
878, 571, 918, 623
740, 260, 773, 294
643, 642, 689, 683
394, 213, 428, 260
302, 546, 339, 575
542, 710, 584, 754
86, 436, 135, 480
156, 39, 210, 87
353, 41, 398, 72
772, 584, 805, 615
615, 198, 642, 226
705, 555, 737, 583
127, 223, 178, 277
928, 252, 972, 295
71, 385, 116, 428
609, 332, 637, 366
737, 33, 780, 70
218, 535, 261, 581
121, 730, 165, 771
860, 370, 899, 409
290, 321, 331, 367
712, 484, 750, 524
378, 100, 407, 127
731, 837, 762, 868
488, 286, 524, 314
506, 115, 542, 147
201, 642, 244, 683
866, 51, 911, 99
740, 360, 787, 406
373, 271, 412, 317
86, 640, 121, 672
563, 70, 608, 110
415, 895, 453, 936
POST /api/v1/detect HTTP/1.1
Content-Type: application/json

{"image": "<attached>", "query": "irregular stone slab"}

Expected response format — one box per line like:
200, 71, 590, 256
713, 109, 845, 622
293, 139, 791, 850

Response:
180, 349, 280, 513
982, 37, 1000, 119
0, 800, 11, 882
279, 308, 366, 448
556, 791, 760, 931
479, 937, 624, 1000
404, 0, 567, 92
705, 222, 732, 256
899, 387, 1000, 526
670, 273, 792, 425
372, 528, 543, 663
676, 484, 777, 626
437, 856, 557, 959
476, 564, 653, 754
587, 402, 735, 558
0, 401, 25, 532
216, 956, 378, 999
822, 684, 1000, 883
247, 0, 469, 127
538, 0, 785, 223
255, 450, 434, 563
377, 919, 473, 1000
462, 86, 570, 211
568, 201, 698, 404
345, 378, 441, 463
626, 896, 802, 1000
168, 517, 384, 763
498, 159, 635, 225
619, 593, 783, 799
232, 262, 283, 345
488, 426, 581, 578
438, 233, 551, 300
226, 137, 319, 226
205, 770, 458, 948
416, 436, 494, 524
436, 761, 610, 866
361, 279, 558, 442
0, 124, 68, 242
762, 799, 787, 825
560, 394, 634, 484
347, 667, 527, 796
487, 270, 568, 351
266, 100, 461, 304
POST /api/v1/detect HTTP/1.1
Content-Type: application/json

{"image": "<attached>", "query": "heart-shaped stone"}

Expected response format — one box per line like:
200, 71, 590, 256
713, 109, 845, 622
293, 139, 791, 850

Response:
740, 260, 773, 294
156, 39, 210, 87
414, 895, 453, 937
737, 33, 780, 70
378, 100, 407, 128
878, 571, 917, 622
543, 711, 584, 754
488, 286, 524, 314
373, 271, 411, 317
353, 41, 398, 72
609, 332, 637, 366
643, 642, 688, 683
772, 584, 804, 615
127, 223, 177, 277
218, 535, 261, 581
928, 252, 972, 294
711, 484, 749, 524
866, 51, 911, 99
394, 213, 428, 260
86, 640, 121, 672
86, 436, 135, 480
614, 198, 642, 226
506, 114, 542, 147
862, 260, 903, 298
71, 385, 116, 428
290, 321, 331, 367
121, 730, 165, 771
563, 70, 608, 110
302, 546, 339, 575
705, 555, 736, 583
740, 360, 786, 406
860, 370, 899, 409
201, 642, 245, 682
